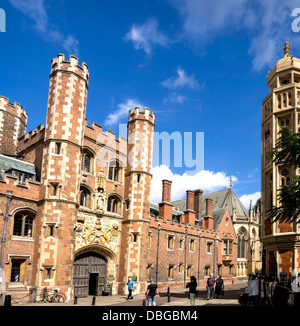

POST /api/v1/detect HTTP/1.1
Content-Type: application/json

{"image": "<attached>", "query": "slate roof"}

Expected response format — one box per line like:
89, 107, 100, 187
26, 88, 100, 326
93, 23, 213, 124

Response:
171, 188, 248, 218
0, 154, 38, 179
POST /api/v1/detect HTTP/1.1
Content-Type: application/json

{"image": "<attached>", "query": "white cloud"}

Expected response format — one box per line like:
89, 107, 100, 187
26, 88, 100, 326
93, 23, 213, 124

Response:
150, 165, 237, 203
161, 67, 199, 89
124, 18, 170, 54
9, 0, 79, 55
168, 0, 249, 41
163, 92, 187, 104
104, 98, 144, 127
247, 0, 299, 71
239, 192, 261, 210
168, 0, 300, 71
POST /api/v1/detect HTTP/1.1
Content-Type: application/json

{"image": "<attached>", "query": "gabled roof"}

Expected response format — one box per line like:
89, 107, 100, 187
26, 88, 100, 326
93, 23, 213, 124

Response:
171, 188, 248, 218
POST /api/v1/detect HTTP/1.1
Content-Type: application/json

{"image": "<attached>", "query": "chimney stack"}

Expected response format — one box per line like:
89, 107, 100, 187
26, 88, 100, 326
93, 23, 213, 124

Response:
186, 190, 194, 210
184, 190, 196, 225
204, 198, 214, 229
194, 189, 203, 221
162, 180, 172, 203
159, 180, 173, 219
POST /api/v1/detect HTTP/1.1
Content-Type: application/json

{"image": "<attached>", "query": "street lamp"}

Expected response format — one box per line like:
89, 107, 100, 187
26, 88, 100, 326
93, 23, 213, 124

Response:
0, 190, 13, 270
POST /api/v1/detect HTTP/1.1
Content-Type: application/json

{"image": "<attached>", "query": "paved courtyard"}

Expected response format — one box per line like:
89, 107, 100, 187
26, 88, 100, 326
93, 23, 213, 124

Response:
17, 281, 247, 307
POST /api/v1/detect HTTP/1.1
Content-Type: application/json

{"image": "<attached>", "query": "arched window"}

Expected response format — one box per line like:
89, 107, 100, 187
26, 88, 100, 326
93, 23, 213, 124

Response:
80, 186, 92, 208
82, 149, 94, 174
280, 168, 290, 186
107, 195, 122, 214
13, 211, 35, 237
108, 160, 123, 183
237, 230, 246, 259
278, 95, 281, 109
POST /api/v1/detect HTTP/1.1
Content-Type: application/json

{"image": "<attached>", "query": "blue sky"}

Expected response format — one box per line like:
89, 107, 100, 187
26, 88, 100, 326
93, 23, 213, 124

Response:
1, 0, 300, 208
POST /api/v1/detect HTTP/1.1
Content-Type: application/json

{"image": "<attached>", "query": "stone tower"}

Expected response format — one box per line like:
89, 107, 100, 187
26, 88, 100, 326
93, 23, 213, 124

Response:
261, 42, 300, 277
119, 107, 155, 294
0, 96, 27, 156
32, 54, 89, 299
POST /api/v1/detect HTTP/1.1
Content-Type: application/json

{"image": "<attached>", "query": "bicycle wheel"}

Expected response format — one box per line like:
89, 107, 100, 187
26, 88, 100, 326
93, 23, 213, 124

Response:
54, 294, 65, 303
57, 292, 66, 301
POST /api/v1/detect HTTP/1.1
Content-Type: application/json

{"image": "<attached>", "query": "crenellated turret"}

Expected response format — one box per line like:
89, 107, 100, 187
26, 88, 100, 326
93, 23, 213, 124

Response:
32, 53, 90, 300
118, 105, 155, 294
0, 96, 28, 155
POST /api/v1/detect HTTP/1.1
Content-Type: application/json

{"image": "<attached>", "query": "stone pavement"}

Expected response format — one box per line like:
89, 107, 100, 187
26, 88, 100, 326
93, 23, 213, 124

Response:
18, 281, 247, 307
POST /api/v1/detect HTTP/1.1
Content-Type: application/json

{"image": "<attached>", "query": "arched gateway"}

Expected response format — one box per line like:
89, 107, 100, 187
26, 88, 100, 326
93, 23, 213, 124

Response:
73, 251, 108, 297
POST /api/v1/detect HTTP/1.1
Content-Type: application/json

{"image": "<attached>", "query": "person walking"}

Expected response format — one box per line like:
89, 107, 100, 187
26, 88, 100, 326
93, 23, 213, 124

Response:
206, 273, 216, 300
215, 275, 224, 299
186, 276, 197, 306
127, 277, 134, 300
146, 279, 159, 306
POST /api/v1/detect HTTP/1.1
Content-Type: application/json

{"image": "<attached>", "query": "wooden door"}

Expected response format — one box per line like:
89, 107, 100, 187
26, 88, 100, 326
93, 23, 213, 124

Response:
73, 252, 107, 297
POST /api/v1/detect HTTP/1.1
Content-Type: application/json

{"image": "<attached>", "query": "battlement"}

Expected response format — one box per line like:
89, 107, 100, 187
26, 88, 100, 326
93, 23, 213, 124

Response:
21, 123, 45, 142
128, 107, 155, 124
0, 95, 28, 123
84, 119, 127, 155
50, 53, 89, 83
150, 214, 219, 237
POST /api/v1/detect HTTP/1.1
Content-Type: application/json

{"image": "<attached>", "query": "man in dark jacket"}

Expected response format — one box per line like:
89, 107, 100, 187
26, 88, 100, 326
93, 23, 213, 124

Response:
146, 279, 159, 306
206, 273, 216, 300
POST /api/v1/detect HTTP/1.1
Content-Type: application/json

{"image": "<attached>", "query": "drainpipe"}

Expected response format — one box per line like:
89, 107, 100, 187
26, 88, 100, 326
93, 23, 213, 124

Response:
184, 227, 188, 287
155, 223, 161, 285
198, 232, 201, 282
213, 234, 216, 277
0, 191, 13, 270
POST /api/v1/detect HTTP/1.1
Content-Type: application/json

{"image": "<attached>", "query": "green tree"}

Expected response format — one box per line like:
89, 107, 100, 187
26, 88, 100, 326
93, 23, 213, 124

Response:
267, 127, 300, 224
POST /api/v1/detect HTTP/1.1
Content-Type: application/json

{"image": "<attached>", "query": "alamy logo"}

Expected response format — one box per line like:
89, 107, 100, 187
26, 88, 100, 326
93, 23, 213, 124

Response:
96, 123, 204, 172
292, 8, 300, 32
0, 9, 5, 32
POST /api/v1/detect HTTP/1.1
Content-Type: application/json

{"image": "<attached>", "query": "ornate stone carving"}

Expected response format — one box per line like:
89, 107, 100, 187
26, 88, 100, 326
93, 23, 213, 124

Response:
283, 41, 291, 58
75, 212, 120, 253
95, 170, 106, 213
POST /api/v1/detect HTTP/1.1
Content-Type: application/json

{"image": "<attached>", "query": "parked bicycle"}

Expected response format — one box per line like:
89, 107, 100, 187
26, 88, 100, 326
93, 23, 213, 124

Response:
35, 287, 65, 303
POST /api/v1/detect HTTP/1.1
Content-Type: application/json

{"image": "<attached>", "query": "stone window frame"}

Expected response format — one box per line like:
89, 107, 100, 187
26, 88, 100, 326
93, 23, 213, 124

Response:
107, 159, 124, 184
179, 238, 184, 250
178, 263, 184, 274
206, 241, 213, 254
189, 238, 196, 253
167, 264, 175, 279
79, 185, 93, 208
167, 234, 175, 251
187, 264, 193, 277
204, 265, 211, 277
12, 210, 35, 239
6, 255, 31, 286
106, 193, 123, 215
223, 239, 233, 256
82, 147, 95, 175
